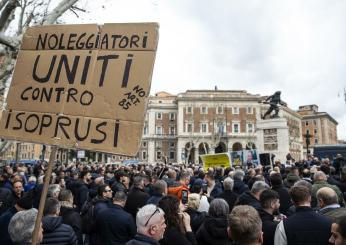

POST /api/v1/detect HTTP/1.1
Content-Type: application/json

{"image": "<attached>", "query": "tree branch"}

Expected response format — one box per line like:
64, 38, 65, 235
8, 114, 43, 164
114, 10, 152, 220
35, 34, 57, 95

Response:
0, 0, 18, 31
0, 0, 9, 11
43, 0, 78, 25
0, 32, 19, 50
17, 0, 27, 35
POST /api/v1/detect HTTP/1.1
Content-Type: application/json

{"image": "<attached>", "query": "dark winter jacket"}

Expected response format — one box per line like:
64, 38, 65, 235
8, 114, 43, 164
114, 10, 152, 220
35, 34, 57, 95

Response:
41, 216, 78, 245
185, 208, 206, 233
126, 234, 160, 245
73, 181, 89, 212
210, 181, 223, 199
147, 194, 164, 205
259, 209, 278, 245
125, 187, 150, 219
196, 216, 229, 245
271, 185, 292, 215
232, 180, 249, 195
319, 206, 346, 222
235, 191, 261, 211
60, 206, 83, 245
160, 227, 197, 245
1, 190, 21, 213
0, 206, 17, 245
0, 187, 11, 214
95, 203, 136, 245
218, 190, 238, 212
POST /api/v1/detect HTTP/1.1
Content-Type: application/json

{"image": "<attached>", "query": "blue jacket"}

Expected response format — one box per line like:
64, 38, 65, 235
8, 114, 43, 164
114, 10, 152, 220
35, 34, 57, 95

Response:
41, 216, 78, 245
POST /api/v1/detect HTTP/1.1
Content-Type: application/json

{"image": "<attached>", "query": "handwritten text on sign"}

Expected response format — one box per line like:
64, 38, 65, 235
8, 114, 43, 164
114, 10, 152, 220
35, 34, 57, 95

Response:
0, 23, 159, 156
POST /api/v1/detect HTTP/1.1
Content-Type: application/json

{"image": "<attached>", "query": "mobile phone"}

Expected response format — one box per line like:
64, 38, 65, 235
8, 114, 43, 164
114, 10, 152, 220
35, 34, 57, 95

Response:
202, 183, 208, 194
181, 190, 188, 205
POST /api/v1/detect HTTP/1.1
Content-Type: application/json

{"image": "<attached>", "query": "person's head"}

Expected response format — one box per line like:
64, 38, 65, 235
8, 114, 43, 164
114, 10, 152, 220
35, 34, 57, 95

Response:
229, 205, 263, 245
302, 168, 311, 178
152, 180, 167, 195
80, 170, 91, 183
330, 216, 346, 245
291, 166, 299, 176
289, 186, 311, 207
251, 181, 269, 200
223, 177, 234, 191
293, 179, 313, 192
233, 170, 245, 181
8, 208, 43, 244
314, 171, 328, 182
269, 173, 283, 187
98, 184, 113, 199
133, 176, 145, 189
179, 171, 190, 187
113, 191, 127, 207
43, 197, 61, 216
167, 169, 177, 180
136, 204, 166, 241
28, 176, 37, 184
13, 180, 23, 196
320, 164, 331, 176
204, 171, 215, 186
187, 193, 201, 210
340, 167, 346, 182
209, 198, 229, 217
260, 189, 280, 213
158, 195, 180, 229
47, 184, 61, 198
58, 189, 74, 206
317, 187, 338, 208
16, 194, 33, 211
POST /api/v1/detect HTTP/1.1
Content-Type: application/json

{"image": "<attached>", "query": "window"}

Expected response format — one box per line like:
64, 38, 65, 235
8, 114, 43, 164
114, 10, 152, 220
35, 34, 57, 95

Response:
169, 142, 175, 148
142, 141, 147, 147
305, 121, 309, 126
233, 107, 239, 114
142, 151, 147, 160
314, 138, 318, 144
201, 106, 208, 114
201, 123, 208, 133
170, 126, 175, 135
314, 120, 317, 126
247, 107, 253, 114
156, 126, 162, 135
169, 113, 176, 120
247, 123, 253, 133
314, 129, 317, 134
156, 141, 162, 148
217, 106, 224, 114
187, 123, 193, 133
217, 123, 226, 134
143, 125, 148, 135
156, 151, 162, 160
169, 151, 175, 159
156, 112, 162, 120
233, 123, 239, 133
187, 107, 193, 114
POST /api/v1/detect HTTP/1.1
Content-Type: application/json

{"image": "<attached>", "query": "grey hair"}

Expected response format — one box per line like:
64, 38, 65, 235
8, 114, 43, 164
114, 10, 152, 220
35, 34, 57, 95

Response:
223, 177, 234, 191
47, 184, 61, 198
233, 170, 245, 181
8, 208, 38, 242
251, 181, 269, 194
209, 198, 229, 218
133, 176, 144, 188
314, 171, 327, 182
136, 204, 164, 233
293, 180, 313, 192
113, 191, 127, 202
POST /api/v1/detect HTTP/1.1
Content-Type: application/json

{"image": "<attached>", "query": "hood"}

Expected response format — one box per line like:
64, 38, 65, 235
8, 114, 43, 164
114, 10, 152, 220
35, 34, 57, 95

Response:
203, 217, 229, 239
42, 216, 63, 232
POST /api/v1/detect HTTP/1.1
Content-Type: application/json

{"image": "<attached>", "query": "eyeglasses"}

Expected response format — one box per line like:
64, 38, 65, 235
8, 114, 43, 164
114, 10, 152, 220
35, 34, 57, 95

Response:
144, 208, 160, 227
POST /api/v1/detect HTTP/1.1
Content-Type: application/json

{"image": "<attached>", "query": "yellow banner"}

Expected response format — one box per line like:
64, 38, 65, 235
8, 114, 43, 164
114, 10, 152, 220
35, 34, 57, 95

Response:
200, 153, 231, 171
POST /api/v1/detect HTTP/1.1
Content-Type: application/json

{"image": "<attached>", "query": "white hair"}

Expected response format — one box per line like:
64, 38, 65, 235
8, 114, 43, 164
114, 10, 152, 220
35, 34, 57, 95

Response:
8, 208, 38, 243
223, 177, 234, 191
136, 204, 164, 233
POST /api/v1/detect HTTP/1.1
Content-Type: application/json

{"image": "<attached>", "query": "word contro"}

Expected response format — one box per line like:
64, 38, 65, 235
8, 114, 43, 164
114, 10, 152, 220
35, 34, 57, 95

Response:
36, 32, 149, 50
33, 53, 134, 88
4, 111, 120, 147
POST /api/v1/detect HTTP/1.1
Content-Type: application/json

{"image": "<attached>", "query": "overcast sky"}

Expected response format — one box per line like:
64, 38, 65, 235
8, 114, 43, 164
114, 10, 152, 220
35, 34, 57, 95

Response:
62, 0, 346, 140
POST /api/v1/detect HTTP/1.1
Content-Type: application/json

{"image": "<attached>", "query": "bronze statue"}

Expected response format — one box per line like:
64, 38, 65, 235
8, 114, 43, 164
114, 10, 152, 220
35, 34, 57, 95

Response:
261, 91, 285, 119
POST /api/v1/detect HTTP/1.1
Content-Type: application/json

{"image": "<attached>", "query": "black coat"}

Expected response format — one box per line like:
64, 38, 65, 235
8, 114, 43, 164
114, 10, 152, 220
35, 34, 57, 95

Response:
0, 206, 17, 245
196, 217, 229, 245
125, 187, 150, 219
235, 191, 261, 211
41, 216, 78, 245
60, 206, 83, 245
218, 190, 238, 212
74, 181, 89, 212
233, 180, 249, 195
259, 209, 278, 245
160, 227, 197, 245
271, 185, 292, 215
95, 203, 136, 245
126, 234, 160, 245
185, 208, 206, 233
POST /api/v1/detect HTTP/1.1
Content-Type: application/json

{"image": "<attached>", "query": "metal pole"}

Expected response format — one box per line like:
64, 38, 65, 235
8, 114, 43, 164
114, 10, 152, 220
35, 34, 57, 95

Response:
31, 146, 57, 245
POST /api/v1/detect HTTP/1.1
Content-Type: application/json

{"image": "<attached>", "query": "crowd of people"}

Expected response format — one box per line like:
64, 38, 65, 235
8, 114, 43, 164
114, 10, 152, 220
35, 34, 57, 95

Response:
1, 155, 346, 245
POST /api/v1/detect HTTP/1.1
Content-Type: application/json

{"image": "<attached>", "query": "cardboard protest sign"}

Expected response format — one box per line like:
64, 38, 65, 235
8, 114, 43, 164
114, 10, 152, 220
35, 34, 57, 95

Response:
0, 23, 159, 156
200, 153, 231, 171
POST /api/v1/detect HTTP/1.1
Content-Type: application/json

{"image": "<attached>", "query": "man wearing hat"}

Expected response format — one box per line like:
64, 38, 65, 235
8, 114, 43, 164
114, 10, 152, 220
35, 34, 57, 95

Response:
0, 194, 33, 245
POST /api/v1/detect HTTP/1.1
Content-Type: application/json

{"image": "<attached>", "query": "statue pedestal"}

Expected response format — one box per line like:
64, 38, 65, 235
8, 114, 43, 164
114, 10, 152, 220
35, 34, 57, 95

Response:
256, 118, 289, 164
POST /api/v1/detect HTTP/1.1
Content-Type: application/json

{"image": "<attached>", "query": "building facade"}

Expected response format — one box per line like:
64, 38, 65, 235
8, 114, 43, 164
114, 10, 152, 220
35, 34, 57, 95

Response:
297, 105, 338, 152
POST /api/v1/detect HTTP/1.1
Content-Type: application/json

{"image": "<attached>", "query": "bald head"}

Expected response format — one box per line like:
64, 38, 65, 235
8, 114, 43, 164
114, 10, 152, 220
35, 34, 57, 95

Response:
316, 187, 338, 207
314, 171, 327, 182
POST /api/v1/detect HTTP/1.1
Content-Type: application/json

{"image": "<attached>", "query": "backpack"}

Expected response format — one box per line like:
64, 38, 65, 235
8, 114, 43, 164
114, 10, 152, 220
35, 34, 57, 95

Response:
80, 199, 94, 234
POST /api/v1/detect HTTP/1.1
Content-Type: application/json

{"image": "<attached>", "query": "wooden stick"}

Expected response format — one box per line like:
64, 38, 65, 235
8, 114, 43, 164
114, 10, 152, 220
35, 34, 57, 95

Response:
31, 146, 57, 245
